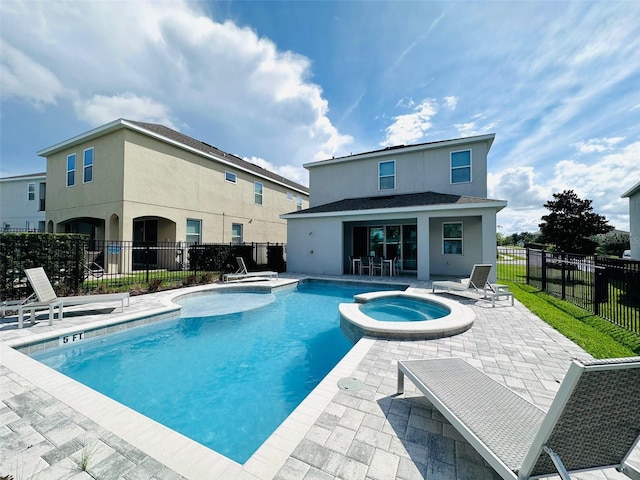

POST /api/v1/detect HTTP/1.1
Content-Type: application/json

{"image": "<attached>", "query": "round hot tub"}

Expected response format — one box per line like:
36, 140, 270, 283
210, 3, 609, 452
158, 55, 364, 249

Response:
339, 290, 475, 341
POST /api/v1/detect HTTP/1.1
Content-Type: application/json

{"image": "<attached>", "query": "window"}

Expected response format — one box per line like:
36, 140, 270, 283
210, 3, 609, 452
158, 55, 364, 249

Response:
443, 222, 463, 255
287, 192, 293, 201
296, 196, 303, 211
379, 160, 395, 190
231, 223, 243, 245
451, 150, 471, 184
67, 154, 76, 186
254, 182, 263, 205
186, 219, 201, 244
27, 183, 35, 200
225, 171, 237, 183
83, 147, 94, 183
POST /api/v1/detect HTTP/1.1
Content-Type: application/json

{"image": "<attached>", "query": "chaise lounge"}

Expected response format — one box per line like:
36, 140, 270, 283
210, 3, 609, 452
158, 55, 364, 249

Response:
18, 267, 130, 328
397, 356, 640, 480
222, 257, 278, 283
431, 263, 514, 306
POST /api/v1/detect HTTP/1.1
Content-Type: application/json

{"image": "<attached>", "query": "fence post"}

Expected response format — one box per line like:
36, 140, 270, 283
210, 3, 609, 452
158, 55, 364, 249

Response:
145, 244, 150, 283
541, 250, 547, 292
593, 256, 601, 316
560, 252, 566, 300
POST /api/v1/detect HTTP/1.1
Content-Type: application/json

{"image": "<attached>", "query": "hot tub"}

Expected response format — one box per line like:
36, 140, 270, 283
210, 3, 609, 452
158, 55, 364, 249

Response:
339, 290, 475, 341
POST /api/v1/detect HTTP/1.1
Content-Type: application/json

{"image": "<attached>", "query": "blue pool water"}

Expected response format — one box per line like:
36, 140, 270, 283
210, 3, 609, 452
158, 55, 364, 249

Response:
360, 297, 449, 322
31, 281, 400, 463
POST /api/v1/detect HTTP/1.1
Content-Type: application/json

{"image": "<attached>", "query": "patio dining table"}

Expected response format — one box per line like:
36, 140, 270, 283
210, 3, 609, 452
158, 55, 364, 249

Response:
351, 257, 394, 276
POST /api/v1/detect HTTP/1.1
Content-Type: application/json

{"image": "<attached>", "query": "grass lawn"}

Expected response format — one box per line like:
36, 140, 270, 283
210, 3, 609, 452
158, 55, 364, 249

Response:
503, 281, 640, 358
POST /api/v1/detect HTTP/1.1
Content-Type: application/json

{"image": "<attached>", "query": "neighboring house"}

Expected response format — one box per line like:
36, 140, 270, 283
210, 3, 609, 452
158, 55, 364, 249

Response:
0, 172, 47, 232
38, 119, 308, 270
282, 134, 506, 281
622, 181, 640, 260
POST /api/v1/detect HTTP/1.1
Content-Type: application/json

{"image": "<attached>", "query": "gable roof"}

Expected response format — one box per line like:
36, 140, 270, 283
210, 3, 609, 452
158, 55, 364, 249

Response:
37, 119, 309, 195
282, 191, 506, 218
304, 133, 495, 169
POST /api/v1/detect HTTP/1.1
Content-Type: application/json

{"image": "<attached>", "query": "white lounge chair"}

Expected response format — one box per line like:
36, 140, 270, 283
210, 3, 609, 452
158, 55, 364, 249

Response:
18, 267, 130, 328
397, 356, 640, 480
222, 257, 278, 283
432, 264, 514, 306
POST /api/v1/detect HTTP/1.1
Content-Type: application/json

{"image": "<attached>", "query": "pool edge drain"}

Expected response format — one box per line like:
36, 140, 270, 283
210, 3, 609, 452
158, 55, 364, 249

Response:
337, 377, 365, 391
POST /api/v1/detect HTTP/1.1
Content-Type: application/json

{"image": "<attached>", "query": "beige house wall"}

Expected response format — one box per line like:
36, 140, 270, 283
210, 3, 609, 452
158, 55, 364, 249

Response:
44, 123, 307, 244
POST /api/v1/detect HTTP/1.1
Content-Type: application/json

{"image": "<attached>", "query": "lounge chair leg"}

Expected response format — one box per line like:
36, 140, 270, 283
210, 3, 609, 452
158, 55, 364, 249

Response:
397, 368, 405, 395
543, 446, 572, 480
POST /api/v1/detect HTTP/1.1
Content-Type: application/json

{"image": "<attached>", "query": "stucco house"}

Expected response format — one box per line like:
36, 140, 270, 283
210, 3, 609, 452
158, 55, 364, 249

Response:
282, 134, 506, 281
0, 172, 47, 232
622, 181, 640, 259
38, 119, 308, 246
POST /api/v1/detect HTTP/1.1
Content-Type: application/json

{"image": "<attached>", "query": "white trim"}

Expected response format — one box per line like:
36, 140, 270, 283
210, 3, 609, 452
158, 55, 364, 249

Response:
450, 149, 472, 184
281, 200, 508, 219
443, 221, 463, 255
378, 159, 396, 191
225, 171, 237, 184
83, 147, 94, 184
66, 153, 76, 187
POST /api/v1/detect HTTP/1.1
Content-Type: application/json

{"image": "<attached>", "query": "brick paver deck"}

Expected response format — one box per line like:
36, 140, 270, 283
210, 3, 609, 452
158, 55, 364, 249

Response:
1, 276, 637, 479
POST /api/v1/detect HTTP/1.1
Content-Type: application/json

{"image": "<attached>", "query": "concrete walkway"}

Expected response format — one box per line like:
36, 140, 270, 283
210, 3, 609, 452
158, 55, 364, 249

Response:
0, 276, 637, 479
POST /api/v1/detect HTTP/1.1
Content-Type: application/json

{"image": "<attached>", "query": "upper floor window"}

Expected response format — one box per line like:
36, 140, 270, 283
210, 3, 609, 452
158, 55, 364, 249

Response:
297, 196, 303, 211
379, 160, 396, 190
443, 222, 463, 255
186, 219, 201, 244
67, 154, 76, 187
451, 150, 471, 184
83, 147, 94, 183
254, 182, 263, 205
231, 223, 243, 245
27, 183, 35, 200
225, 171, 237, 183
287, 192, 294, 201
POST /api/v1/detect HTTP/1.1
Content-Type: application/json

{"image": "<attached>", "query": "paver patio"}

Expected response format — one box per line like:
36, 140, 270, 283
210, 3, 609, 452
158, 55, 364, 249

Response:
1, 275, 638, 479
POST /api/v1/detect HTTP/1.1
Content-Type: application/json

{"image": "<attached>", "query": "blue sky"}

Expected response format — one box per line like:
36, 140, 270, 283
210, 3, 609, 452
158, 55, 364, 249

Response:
1, 1, 639, 234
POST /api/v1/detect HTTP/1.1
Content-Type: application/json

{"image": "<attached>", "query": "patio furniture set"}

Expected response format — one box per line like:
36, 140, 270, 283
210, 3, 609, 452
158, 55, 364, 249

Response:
350, 256, 398, 276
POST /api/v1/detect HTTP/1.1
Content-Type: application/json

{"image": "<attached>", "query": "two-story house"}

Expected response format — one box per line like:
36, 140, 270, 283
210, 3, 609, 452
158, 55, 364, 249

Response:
622, 181, 640, 260
38, 119, 308, 270
282, 134, 506, 281
0, 172, 47, 232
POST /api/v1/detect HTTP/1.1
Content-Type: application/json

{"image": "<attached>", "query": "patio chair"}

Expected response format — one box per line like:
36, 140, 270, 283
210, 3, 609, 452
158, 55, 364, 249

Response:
432, 264, 513, 306
371, 256, 384, 276
222, 257, 278, 283
397, 356, 640, 480
359, 256, 372, 275
18, 267, 130, 328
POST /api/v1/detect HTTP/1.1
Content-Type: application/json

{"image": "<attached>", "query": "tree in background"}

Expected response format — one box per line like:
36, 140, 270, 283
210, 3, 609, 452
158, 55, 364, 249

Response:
539, 190, 613, 254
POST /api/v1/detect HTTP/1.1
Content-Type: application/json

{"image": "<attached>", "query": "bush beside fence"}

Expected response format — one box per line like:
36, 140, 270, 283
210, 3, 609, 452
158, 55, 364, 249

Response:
0, 233, 286, 301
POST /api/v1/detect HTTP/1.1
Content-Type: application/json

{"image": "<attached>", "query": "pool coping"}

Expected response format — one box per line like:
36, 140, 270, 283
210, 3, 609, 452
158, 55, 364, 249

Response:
1, 277, 397, 479
339, 290, 475, 341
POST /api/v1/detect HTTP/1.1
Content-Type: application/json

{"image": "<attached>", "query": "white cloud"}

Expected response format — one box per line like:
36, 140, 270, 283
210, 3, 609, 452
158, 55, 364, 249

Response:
491, 141, 640, 233
0, 41, 66, 106
381, 99, 438, 147
443, 96, 457, 110
573, 136, 625, 154
244, 156, 308, 187
0, 0, 351, 167
74, 94, 175, 128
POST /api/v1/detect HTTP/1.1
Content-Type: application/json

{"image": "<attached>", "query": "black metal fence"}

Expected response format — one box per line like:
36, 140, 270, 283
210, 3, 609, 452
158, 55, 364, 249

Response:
1, 233, 286, 300
497, 246, 640, 335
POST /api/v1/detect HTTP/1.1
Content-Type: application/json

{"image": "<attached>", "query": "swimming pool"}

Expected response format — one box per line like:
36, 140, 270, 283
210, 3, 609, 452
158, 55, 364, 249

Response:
359, 296, 450, 321
30, 280, 401, 464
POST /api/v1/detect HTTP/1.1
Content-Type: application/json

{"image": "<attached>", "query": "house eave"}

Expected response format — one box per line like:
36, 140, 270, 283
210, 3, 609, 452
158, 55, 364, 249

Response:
621, 181, 640, 198
281, 200, 507, 219
37, 119, 309, 196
